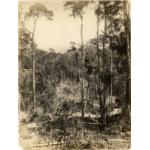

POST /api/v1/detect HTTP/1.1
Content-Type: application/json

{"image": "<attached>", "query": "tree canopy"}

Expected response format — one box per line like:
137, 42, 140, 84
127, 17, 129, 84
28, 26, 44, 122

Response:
25, 3, 53, 21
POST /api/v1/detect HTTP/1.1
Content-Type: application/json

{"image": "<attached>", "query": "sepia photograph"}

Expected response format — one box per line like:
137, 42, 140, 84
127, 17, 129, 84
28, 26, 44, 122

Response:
18, 0, 131, 149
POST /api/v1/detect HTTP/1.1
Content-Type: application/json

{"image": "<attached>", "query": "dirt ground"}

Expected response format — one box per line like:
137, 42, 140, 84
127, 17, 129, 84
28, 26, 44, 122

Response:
19, 123, 131, 150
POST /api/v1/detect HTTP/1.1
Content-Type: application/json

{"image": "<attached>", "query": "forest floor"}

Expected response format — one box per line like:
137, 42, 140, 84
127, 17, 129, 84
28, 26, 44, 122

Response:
19, 119, 131, 150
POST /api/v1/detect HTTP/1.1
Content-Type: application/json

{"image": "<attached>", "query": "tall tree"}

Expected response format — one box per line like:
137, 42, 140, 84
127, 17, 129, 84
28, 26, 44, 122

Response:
122, 0, 131, 119
94, 1, 103, 122
64, 1, 89, 119
105, 0, 130, 119
25, 3, 53, 111
105, 0, 123, 122
98, 0, 123, 126
19, 27, 33, 112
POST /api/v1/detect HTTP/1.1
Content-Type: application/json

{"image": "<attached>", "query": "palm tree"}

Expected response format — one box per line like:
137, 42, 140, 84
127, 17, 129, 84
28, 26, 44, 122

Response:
25, 3, 53, 112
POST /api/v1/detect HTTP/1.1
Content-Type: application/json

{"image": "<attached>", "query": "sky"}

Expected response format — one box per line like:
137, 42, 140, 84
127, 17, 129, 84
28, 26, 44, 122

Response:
19, 0, 104, 53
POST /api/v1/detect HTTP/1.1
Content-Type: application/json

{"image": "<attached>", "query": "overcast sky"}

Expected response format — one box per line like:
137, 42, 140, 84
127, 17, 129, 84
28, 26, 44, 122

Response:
19, 0, 104, 53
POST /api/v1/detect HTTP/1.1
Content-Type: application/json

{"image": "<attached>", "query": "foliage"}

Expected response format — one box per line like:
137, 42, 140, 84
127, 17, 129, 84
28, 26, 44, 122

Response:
20, 2, 130, 147
64, 1, 89, 18
25, 3, 53, 21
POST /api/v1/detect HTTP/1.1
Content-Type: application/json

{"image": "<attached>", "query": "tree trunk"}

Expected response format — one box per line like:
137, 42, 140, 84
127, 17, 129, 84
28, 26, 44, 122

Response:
110, 17, 113, 121
80, 15, 85, 119
122, 0, 131, 119
96, 15, 103, 117
101, 1, 107, 127
32, 17, 37, 112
